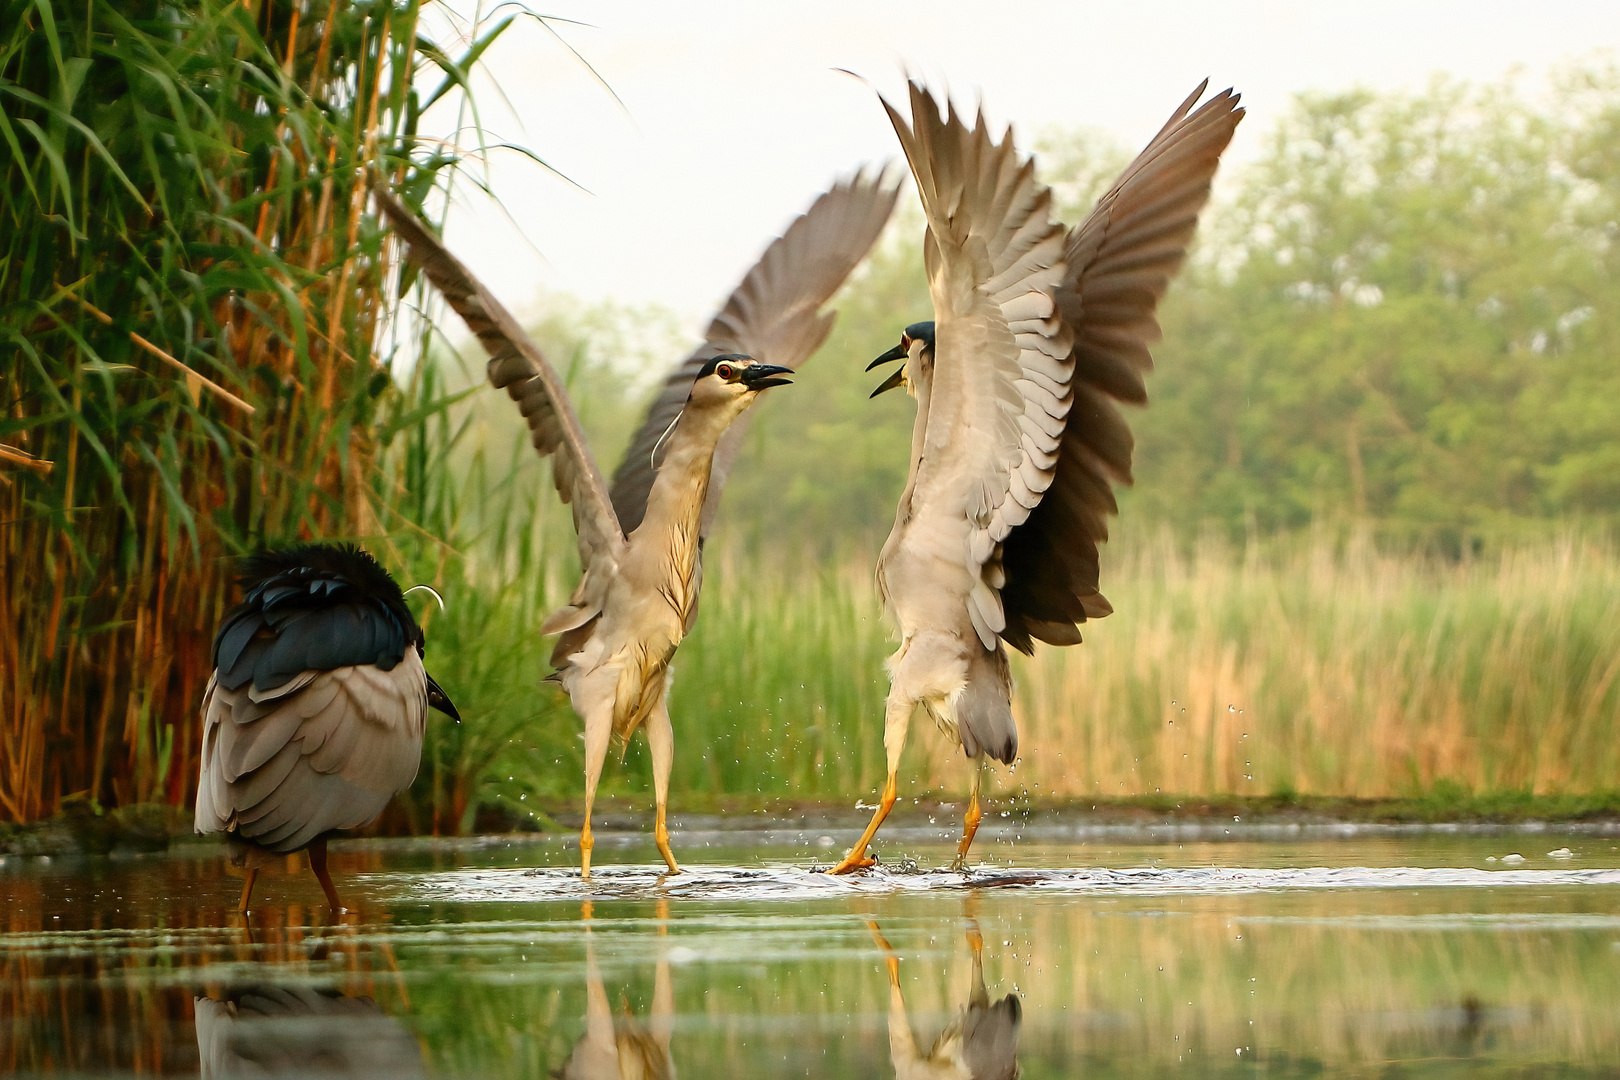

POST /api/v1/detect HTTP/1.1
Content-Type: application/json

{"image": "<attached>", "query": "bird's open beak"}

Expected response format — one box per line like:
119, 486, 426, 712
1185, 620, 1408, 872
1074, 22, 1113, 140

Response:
427, 675, 461, 722
870, 366, 907, 398
742, 364, 794, 390
866, 341, 908, 371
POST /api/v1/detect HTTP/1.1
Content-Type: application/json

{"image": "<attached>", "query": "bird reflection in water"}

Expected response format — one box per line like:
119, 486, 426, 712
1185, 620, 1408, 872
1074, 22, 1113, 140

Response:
555, 899, 676, 1080
867, 914, 1022, 1080
194, 922, 423, 1078
195, 985, 426, 1079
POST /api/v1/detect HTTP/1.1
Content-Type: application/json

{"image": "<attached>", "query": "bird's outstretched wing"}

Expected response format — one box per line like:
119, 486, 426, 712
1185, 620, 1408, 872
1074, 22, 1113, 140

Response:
374, 188, 626, 622
883, 81, 1074, 651
609, 169, 900, 537
997, 82, 1243, 653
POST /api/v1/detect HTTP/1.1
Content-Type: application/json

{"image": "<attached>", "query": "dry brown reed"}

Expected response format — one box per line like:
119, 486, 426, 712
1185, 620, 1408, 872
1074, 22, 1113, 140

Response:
1009, 530, 1620, 800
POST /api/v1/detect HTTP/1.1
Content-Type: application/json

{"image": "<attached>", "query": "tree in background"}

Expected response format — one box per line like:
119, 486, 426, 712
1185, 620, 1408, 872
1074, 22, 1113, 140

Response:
1136, 68, 1620, 549
711, 65, 1620, 556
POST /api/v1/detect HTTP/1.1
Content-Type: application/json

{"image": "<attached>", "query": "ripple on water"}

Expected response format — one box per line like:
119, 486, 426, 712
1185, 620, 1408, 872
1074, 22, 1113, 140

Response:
398, 862, 1620, 904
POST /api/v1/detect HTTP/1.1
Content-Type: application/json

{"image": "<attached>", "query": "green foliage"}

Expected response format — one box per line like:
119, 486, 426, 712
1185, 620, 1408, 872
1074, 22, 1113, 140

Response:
0, 0, 516, 821
1133, 70, 1620, 548
717, 66, 1620, 554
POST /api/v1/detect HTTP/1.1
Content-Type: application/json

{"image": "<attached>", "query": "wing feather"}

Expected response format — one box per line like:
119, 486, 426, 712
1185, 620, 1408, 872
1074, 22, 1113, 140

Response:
373, 188, 626, 608
998, 84, 1243, 653
609, 170, 900, 536
880, 82, 1076, 649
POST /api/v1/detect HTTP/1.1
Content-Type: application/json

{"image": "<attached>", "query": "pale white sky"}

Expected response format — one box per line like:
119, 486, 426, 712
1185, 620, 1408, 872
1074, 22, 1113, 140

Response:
420, 1, 1619, 336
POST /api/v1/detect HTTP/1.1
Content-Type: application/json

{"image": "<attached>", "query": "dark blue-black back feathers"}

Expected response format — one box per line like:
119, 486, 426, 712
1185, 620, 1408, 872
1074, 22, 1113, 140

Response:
212, 544, 430, 699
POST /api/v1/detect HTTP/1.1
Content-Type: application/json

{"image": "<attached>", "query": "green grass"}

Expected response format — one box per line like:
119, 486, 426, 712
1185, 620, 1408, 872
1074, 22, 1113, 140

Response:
400, 507, 1620, 828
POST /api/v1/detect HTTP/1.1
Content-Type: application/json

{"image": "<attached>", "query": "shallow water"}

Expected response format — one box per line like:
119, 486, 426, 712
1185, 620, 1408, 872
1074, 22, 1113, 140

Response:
5, 826, 1620, 1077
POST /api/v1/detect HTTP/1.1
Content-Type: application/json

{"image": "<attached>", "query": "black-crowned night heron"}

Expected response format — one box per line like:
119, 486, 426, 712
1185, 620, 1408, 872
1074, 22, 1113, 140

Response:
375, 174, 897, 878
830, 81, 1242, 875
867, 918, 1022, 1080
194, 544, 459, 912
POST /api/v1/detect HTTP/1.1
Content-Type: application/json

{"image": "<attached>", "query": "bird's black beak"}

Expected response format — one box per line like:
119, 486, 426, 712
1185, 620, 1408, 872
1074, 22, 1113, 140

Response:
870, 366, 907, 398
742, 363, 794, 390
427, 674, 461, 722
866, 341, 908, 371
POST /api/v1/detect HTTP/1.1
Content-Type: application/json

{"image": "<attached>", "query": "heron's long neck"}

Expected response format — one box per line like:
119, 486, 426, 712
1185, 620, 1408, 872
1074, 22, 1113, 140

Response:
630, 404, 737, 614
892, 358, 933, 522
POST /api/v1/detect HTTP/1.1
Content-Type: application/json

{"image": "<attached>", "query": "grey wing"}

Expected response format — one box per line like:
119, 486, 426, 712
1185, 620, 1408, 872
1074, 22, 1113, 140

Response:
194, 653, 428, 853
998, 83, 1244, 653
881, 81, 1074, 650
374, 187, 626, 591
609, 169, 900, 536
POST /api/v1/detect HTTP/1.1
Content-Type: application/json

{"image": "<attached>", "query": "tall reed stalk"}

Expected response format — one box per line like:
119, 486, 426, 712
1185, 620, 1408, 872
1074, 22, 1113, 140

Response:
0, 0, 503, 822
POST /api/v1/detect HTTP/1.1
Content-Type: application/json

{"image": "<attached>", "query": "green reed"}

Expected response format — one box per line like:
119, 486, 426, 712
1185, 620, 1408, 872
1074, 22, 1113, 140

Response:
0, 1, 522, 823
423, 508, 1620, 817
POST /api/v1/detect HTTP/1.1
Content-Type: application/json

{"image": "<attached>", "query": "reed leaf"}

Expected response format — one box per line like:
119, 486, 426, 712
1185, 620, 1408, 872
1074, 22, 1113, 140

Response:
0, 0, 521, 822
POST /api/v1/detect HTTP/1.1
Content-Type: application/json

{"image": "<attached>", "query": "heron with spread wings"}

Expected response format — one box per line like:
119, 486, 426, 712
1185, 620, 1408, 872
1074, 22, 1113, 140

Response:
830, 82, 1242, 875
377, 175, 897, 877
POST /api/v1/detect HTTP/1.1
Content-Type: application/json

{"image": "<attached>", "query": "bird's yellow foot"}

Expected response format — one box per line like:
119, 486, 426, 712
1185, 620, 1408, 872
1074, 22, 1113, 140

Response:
655, 822, 681, 875
826, 852, 877, 875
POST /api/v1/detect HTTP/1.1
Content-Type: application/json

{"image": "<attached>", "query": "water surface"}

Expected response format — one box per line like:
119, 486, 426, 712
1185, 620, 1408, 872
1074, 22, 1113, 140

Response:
4, 826, 1618, 1077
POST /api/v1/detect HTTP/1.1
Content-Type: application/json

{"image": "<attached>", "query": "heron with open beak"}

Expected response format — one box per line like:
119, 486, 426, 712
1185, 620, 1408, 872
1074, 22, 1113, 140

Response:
830, 81, 1242, 874
377, 172, 897, 877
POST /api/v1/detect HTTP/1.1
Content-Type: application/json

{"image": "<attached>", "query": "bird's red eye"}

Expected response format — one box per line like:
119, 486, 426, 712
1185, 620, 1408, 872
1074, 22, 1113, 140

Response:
716, 364, 734, 380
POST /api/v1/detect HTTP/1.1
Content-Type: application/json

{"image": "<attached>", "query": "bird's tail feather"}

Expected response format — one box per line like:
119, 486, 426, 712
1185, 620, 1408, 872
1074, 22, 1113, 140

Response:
957, 647, 1017, 765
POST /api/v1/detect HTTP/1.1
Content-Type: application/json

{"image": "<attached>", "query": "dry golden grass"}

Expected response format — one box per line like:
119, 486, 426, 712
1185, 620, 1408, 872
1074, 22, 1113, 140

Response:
1008, 531, 1620, 800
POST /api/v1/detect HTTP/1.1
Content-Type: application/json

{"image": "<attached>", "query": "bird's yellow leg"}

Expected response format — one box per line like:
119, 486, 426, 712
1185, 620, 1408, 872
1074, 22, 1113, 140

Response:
309, 836, 343, 913
646, 698, 680, 874
949, 759, 985, 872
829, 697, 912, 874
580, 700, 613, 881
237, 867, 259, 913
828, 771, 898, 874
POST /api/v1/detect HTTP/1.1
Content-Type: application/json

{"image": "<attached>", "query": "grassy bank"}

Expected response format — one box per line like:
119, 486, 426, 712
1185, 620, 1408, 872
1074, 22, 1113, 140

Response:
410, 528, 1620, 827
